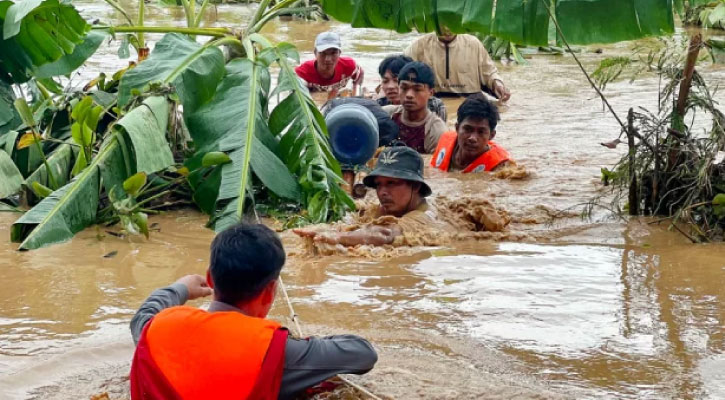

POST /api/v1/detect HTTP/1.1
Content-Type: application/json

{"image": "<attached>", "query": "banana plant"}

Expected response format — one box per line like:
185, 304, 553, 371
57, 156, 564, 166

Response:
317, 0, 676, 46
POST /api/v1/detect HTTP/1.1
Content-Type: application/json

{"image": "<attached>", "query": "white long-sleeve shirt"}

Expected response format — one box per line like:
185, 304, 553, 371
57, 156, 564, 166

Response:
404, 33, 503, 95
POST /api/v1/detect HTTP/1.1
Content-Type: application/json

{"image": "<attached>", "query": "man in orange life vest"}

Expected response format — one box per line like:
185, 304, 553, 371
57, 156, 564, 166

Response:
129, 223, 377, 399
431, 95, 511, 173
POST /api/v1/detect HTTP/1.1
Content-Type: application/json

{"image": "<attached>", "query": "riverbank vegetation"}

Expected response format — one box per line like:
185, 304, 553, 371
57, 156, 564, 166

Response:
594, 36, 725, 242
0, 0, 694, 249
1, 0, 352, 250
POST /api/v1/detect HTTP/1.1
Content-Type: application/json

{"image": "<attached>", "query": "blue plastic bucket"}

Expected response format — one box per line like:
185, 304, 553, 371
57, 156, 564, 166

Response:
325, 103, 380, 166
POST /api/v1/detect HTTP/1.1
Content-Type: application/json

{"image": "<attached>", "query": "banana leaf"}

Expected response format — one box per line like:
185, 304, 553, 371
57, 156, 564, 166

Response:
319, 0, 675, 45
114, 96, 172, 175
118, 33, 225, 113
0, 0, 90, 83
10, 137, 117, 250
23, 140, 76, 201
0, 79, 19, 135
11, 97, 173, 250
267, 43, 354, 223
0, 147, 22, 198
33, 31, 108, 79
186, 58, 300, 232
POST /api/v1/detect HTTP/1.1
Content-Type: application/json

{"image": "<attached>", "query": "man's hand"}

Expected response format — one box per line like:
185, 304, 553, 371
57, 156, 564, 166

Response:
493, 80, 511, 102
293, 229, 340, 245
174, 274, 213, 300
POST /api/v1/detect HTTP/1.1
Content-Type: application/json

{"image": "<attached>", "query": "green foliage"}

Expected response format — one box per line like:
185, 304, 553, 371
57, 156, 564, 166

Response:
0, 0, 90, 83
118, 33, 225, 112
592, 57, 634, 91
11, 97, 171, 249
712, 193, 725, 218
24, 141, 75, 196
600, 38, 725, 241
30, 180, 51, 198
202, 151, 232, 167
319, 0, 675, 46
0, 148, 22, 198
186, 57, 301, 231
267, 43, 354, 223
0, 80, 20, 135
34, 31, 108, 79
123, 172, 147, 197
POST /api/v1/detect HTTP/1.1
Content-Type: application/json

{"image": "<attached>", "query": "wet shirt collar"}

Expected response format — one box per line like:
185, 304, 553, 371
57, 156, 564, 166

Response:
208, 300, 244, 313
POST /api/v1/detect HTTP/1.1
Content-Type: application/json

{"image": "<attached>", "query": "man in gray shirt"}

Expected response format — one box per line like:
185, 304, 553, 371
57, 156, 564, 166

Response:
129, 223, 377, 399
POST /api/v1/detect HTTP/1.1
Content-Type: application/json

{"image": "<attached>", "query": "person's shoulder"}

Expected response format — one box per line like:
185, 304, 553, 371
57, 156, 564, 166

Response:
337, 56, 358, 72
295, 59, 317, 77
489, 140, 511, 156
411, 33, 436, 46
458, 34, 485, 47
425, 110, 446, 127
382, 104, 402, 115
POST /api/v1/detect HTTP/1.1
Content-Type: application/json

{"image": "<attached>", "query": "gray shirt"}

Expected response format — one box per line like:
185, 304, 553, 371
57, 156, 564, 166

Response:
130, 283, 377, 399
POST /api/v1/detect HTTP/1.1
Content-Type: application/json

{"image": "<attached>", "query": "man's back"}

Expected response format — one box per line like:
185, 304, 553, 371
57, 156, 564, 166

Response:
130, 281, 378, 400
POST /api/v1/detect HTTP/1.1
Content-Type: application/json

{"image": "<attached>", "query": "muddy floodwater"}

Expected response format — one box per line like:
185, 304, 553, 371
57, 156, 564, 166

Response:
2, 1, 725, 399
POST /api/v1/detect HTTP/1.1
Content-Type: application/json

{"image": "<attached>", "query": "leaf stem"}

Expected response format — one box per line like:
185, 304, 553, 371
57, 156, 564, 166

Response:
137, 0, 145, 49
539, 0, 626, 131
193, 0, 211, 28
102, 0, 135, 26
102, 25, 230, 37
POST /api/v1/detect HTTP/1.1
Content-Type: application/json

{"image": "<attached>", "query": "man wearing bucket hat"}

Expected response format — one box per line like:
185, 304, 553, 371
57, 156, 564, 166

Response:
294, 146, 444, 246
295, 31, 364, 95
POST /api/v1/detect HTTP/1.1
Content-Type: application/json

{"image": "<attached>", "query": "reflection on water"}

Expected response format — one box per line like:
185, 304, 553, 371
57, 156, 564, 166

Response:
286, 237, 725, 399
1, 1, 725, 399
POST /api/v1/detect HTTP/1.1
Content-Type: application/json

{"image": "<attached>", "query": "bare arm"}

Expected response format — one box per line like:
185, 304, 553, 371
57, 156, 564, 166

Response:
294, 225, 402, 247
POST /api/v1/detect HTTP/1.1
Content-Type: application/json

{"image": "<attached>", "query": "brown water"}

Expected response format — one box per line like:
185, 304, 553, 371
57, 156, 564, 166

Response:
1, 2, 725, 399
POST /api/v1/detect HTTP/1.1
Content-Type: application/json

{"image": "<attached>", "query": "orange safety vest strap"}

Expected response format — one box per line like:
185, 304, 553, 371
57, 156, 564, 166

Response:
134, 306, 283, 400
431, 131, 457, 171
130, 318, 182, 400
461, 141, 510, 173
431, 131, 510, 173
249, 328, 289, 400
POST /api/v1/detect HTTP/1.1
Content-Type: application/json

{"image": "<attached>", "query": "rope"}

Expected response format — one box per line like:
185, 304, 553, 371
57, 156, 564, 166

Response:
539, 0, 627, 132
277, 277, 384, 400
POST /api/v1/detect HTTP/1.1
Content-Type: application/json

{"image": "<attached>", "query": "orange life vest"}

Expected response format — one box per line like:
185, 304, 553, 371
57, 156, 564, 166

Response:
130, 306, 286, 400
431, 131, 510, 173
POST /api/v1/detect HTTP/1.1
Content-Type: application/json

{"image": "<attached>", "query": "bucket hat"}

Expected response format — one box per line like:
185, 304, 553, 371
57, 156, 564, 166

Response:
363, 146, 432, 197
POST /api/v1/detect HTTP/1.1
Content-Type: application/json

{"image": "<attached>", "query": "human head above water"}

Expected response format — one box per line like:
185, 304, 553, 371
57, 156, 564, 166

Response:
207, 223, 285, 314
436, 26, 457, 43
363, 146, 432, 217
456, 93, 500, 130
455, 94, 500, 160
397, 61, 436, 113
378, 55, 414, 104
314, 31, 342, 77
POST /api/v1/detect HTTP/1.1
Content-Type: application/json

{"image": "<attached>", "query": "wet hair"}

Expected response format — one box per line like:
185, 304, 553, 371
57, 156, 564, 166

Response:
456, 93, 500, 131
397, 61, 436, 88
378, 55, 413, 78
209, 223, 285, 305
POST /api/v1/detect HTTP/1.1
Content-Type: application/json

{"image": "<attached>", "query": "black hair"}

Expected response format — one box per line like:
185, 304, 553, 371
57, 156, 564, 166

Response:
397, 61, 436, 88
378, 54, 414, 78
456, 93, 500, 131
209, 223, 286, 305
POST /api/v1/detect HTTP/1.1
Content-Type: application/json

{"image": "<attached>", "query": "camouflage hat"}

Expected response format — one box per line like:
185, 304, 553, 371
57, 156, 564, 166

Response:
362, 146, 432, 197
